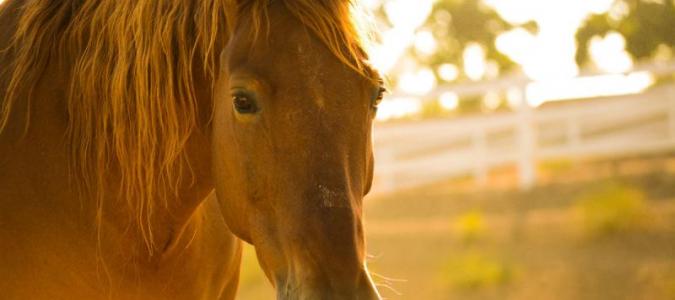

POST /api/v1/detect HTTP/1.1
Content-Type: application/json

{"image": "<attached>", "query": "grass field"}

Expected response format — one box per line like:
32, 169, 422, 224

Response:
236, 161, 675, 299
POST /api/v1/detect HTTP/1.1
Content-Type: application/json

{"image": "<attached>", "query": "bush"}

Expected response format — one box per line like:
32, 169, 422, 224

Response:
454, 210, 485, 243
440, 252, 513, 290
574, 181, 648, 236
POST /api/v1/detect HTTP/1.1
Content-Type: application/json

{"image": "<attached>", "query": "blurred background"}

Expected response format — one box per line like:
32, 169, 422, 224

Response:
241, 0, 675, 298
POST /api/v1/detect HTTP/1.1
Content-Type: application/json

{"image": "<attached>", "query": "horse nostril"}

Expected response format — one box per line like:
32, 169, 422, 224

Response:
317, 184, 351, 208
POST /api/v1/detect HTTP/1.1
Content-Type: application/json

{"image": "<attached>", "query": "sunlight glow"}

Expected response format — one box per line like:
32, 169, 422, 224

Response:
587, 0, 616, 14
609, 0, 630, 21
437, 64, 459, 82
369, 0, 654, 121
383, 0, 432, 30
398, 69, 436, 95
485, 60, 500, 79
463, 43, 486, 81
488, 0, 619, 81
483, 91, 502, 111
485, 0, 613, 24
589, 31, 633, 73
483, 0, 537, 25
495, 28, 537, 66
439, 92, 459, 111
369, 0, 433, 73
526, 72, 656, 107
376, 97, 421, 121
361, 0, 383, 10
522, 28, 579, 81
506, 87, 525, 109
370, 28, 415, 72
414, 30, 437, 56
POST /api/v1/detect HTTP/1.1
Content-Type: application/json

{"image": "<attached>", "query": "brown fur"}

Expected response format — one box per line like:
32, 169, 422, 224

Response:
0, 0, 382, 298
0, 0, 374, 252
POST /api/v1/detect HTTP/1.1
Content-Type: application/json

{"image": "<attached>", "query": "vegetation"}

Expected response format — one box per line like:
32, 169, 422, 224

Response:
384, 0, 675, 82
440, 251, 513, 290
573, 181, 648, 236
421, 0, 520, 78
454, 210, 485, 242
237, 165, 675, 299
576, 0, 675, 65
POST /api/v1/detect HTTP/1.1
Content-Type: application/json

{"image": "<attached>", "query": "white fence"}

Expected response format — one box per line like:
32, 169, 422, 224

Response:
372, 81, 675, 195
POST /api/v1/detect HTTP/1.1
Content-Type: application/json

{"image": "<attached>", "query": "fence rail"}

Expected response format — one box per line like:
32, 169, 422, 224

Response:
372, 83, 675, 195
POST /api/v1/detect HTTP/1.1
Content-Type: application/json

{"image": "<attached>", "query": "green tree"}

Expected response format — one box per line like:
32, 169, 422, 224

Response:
576, 0, 675, 65
373, 0, 527, 82
424, 0, 518, 76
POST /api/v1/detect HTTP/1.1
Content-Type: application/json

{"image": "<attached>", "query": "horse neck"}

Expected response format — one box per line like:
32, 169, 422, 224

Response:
96, 70, 216, 260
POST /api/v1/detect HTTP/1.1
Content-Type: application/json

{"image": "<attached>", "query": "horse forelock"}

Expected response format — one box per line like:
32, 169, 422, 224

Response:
238, 0, 380, 81
0, 0, 379, 254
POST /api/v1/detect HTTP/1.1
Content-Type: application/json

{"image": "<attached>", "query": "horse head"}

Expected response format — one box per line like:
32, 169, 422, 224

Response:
212, 1, 383, 298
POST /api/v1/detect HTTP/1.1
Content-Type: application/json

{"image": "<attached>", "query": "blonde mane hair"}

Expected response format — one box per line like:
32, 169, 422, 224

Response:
0, 0, 375, 252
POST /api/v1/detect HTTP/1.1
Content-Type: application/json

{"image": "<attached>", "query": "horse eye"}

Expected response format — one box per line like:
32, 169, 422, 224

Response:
376, 87, 386, 101
373, 86, 387, 108
232, 93, 258, 114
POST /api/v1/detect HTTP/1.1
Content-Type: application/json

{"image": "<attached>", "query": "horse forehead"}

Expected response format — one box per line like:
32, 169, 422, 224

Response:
292, 34, 328, 108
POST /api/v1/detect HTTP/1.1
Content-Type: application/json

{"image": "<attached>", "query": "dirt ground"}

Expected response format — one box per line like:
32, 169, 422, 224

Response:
236, 157, 675, 299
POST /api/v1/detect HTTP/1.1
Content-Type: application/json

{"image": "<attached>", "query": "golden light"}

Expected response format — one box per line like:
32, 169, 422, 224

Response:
383, 0, 432, 30
398, 69, 436, 95
488, 0, 617, 82
526, 72, 655, 107
437, 63, 459, 82
463, 43, 486, 81
587, 0, 616, 14
589, 31, 633, 74
439, 92, 459, 111
369, 0, 654, 120
506, 87, 525, 109
483, 0, 537, 25
608, 0, 630, 20
369, 28, 414, 73
361, 0, 382, 10
485, 60, 500, 79
414, 30, 437, 56
483, 91, 501, 111
376, 97, 421, 121
495, 28, 537, 66
368, 0, 433, 73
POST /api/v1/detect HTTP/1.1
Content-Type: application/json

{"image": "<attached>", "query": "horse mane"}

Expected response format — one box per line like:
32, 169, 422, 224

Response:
0, 0, 375, 253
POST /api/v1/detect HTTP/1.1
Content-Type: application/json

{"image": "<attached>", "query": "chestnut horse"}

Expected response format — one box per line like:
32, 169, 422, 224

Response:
0, 0, 384, 299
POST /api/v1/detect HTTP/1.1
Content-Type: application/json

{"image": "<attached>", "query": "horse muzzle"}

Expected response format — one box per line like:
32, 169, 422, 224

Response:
275, 269, 381, 300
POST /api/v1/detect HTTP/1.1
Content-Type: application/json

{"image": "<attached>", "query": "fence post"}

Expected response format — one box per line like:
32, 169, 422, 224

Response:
567, 116, 581, 155
517, 86, 536, 190
472, 128, 488, 186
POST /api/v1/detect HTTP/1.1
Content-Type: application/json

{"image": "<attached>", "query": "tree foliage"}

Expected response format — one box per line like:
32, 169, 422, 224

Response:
576, 0, 675, 65
421, 0, 522, 80
374, 0, 530, 82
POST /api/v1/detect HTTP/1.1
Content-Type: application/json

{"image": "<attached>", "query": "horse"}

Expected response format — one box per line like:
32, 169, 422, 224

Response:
0, 0, 385, 299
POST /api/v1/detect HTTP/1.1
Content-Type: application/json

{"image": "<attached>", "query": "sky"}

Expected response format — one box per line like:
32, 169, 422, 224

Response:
364, 0, 657, 120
